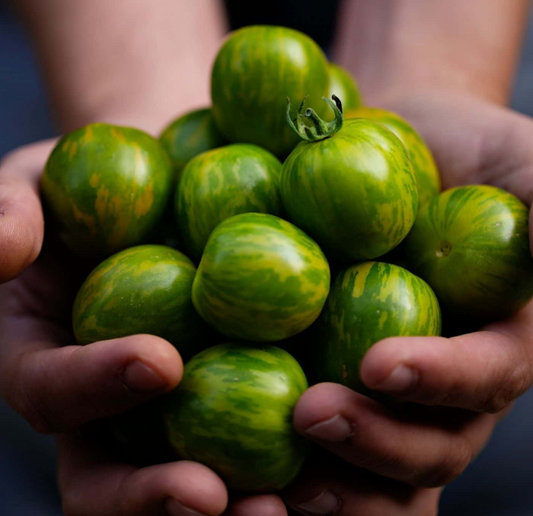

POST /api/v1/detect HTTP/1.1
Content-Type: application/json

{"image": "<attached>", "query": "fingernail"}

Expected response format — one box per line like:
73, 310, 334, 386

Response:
295, 489, 341, 515
122, 360, 167, 392
375, 364, 418, 393
305, 414, 354, 442
165, 498, 206, 516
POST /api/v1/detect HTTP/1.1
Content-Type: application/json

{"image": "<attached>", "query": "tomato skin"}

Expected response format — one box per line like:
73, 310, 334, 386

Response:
211, 25, 329, 158
176, 143, 283, 261
315, 262, 441, 394
41, 123, 172, 259
281, 118, 418, 262
72, 245, 211, 360
159, 107, 226, 185
348, 107, 440, 206
192, 213, 330, 342
401, 185, 533, 325
328, 63, 363, 112
164, 343, 309, 493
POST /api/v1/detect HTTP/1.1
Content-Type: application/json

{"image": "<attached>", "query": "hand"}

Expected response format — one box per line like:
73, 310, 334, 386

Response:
0, 142, 281, 516
275, 93, 533, 516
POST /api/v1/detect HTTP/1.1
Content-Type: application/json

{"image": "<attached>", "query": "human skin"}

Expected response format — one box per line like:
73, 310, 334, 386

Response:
1, 0, 532, 515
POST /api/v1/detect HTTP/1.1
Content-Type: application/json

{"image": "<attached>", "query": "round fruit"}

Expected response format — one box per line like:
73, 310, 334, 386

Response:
316, 262, 441, 393
192, 213, 330, 341
328, 63, 362, 112
42, 123, 172, 259
164, 343, 309, 492
73, 245, 210, 360
347, 107, 440, 206
281, 99, 418, 261
211, 25, 329, 158
176, 143, 283, 261
159, 107, 226, 184
401, 185, 533, 324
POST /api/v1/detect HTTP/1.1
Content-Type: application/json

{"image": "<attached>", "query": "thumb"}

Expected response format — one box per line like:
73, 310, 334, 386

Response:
0, 140, 53, 283
2, 334, 183, 433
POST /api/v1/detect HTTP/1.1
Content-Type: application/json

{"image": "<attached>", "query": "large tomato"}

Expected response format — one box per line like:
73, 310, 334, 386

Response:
347, 107, 440, 206
192, 213, 330, 341
164, 343, 309, 493
401, 185, 533, 325
211, 26, 329, 158
72, 245, 211, 360
42, 123, 172, 259
281, 100, 418, 261
176, 143, 283, 261
315, 262, 441, 394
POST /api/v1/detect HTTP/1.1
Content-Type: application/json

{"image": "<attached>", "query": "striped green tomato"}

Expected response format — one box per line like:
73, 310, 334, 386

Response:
281, 117, 418, 261
176, 143, 283, 261
211, 26, 329, 158
72, 245, 210, 360
328, 63, 363, 112
159, 107, 226, 185
316, 261, 441, 393
163, 343, 309, 493
347, 107, 440, 206
42, 123, 172, 259
192, 213, 330, 341
401, 185, 533, 324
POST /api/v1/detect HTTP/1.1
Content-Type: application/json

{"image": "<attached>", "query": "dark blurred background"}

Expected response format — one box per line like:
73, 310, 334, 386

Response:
1, 1, 533, 514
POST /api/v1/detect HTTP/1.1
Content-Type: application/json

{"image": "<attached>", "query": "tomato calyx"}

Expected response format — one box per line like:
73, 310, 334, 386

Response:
286, 95, 344, 142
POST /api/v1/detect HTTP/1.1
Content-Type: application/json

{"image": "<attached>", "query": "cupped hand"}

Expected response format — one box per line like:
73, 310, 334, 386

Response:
276, 93, 533, 515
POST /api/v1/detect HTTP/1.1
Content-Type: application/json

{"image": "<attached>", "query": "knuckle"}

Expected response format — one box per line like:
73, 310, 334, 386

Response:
483, 362, 531, 414
415, 439, 472, 488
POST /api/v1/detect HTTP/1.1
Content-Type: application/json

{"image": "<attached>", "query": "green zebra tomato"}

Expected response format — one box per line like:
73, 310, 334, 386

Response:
316, 262, 441, 394
401, 185, 533, 325
211, 26, 329, 158
281, 103, 418, 262
348, 107, 440, 206
192, 213, 330, 341
42, 123, 172, 259
164, 343, 309, 493
328, 63, 363, 112
176, 143, 283, 261
72, 245, 210, 360
159, 107, 226, 185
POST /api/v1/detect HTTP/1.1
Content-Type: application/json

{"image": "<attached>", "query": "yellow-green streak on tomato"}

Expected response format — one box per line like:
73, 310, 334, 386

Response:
401, 185, 533, 324
316, 262, 441, 394
211, 26, 329, 158
348, 107, 440, 206
159, 107, 226, 185
192, 213, 330, 341
164, 343, 309, 493
281, 118, 418, 261
328, 63, 363, 112
72, 245, 211, 360
41, 123, 172, 259
176, 143, 283, 261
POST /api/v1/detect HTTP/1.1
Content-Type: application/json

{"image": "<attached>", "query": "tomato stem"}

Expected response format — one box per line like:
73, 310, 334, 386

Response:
286, 95, 344, 142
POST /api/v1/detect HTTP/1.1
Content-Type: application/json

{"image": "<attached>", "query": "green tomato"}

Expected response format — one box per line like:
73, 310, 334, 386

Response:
192, 213, 330, 341
159, 107, 226, 185
316, 261, 441, 394
348, 107, 440, 206
72, 245, 211, 360
328, 63, 363, 112
401, 185, 533, 325
41, 123, 172, 259
176, 143, 283, 261
211, 26, 329, 158
163, 343, 309, 493
281, 117, 418, 261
